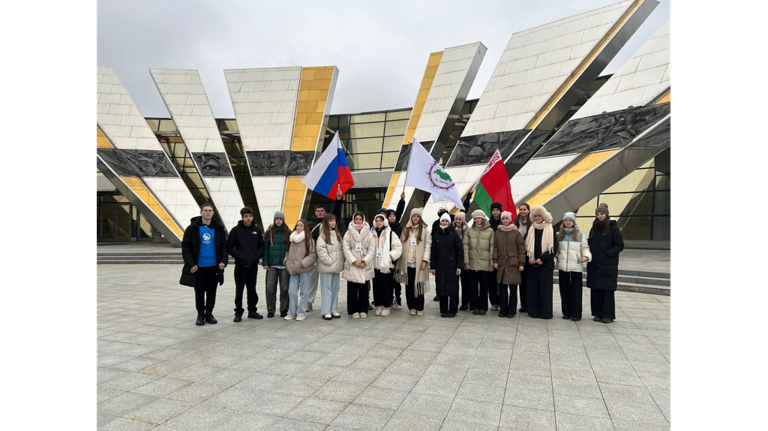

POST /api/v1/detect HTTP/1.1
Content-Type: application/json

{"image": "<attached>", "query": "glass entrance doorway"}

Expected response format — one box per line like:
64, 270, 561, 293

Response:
97, 193, 158, 242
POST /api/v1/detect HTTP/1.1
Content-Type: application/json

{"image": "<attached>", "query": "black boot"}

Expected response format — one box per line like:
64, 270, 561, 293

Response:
196, 312, 205, 326
234, 314, 242, 322
205, 312, 218, 324
248, 311, 263, 319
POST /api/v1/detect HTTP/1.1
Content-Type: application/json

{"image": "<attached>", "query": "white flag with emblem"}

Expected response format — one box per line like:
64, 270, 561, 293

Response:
404, 138, 465, 210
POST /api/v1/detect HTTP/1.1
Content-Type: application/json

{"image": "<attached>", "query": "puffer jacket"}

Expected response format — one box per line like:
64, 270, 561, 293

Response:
284, 231, 317, 275
587, 220, 624, 291
463, 221, 494, 271
556, 229, 592, 273
316, 227, 345, 273
263, 225, 289, 267
341, 222, 376, 284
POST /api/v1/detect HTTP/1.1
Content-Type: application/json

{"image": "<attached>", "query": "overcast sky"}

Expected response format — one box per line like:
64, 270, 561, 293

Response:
98, 0, 669, 118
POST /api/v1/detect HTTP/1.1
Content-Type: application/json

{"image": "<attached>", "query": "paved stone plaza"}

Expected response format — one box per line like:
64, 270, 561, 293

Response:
98, 264, 670, 430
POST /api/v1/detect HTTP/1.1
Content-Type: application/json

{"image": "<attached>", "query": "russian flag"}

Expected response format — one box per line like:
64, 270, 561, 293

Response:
301, 133, 355, 198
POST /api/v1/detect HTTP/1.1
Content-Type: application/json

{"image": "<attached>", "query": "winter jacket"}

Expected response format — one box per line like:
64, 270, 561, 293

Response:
463, 222, 494, 271
263, 225, 289, 267
489, 216, 502, 232
181, 216, 228, 268
556, 230, 592, 273
493, 229, 526, 285
226, 221, 265, 267
316, 228, 345, 274
284, 231, 317, 275
430, 224, 464, 296
341, 222, 376, 284
586, 220, 624, 291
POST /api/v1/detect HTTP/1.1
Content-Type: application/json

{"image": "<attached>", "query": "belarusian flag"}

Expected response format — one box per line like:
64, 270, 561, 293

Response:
472, 149, 516, 220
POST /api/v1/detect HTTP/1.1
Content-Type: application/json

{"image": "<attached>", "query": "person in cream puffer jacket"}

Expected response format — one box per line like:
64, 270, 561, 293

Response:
283, 220, 317, 321
556, 212, 591, 321
317, 213, 345, 320
342, 212, 376, 317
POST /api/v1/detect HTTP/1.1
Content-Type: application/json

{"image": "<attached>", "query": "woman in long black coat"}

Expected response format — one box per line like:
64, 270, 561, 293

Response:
430, 213, 464, 318
587, 203, 624, 323
525, 205, 558, 319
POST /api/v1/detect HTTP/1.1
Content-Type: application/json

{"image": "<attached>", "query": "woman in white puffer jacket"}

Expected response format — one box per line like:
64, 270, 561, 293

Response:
556, 212, 592, 321
342, 212, 376, 318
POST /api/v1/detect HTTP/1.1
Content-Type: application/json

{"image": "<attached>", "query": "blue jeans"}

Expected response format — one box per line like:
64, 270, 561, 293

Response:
288, 272, 311, 317
320, 272, 340, 315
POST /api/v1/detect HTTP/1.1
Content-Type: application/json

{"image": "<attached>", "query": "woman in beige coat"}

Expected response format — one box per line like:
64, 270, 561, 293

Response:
394, 208, 431, 316
284, 219, 317, 321
342, 212, 376, 318
492, 211, 526, 318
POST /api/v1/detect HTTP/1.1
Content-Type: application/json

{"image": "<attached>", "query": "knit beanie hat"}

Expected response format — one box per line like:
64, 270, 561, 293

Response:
440, 213, 451, 224
455, 212, 466, 222
410, 207, 423, 220
595, 203, 609, 216
274, 210, 286, 221
385, 209, 397, 218
501, 211, 513, 221
491, 202, 502, 212
471, 209, 488, 220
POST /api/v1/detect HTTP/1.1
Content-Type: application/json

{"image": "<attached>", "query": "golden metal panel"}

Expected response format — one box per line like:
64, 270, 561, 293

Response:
655, 90, 671, 104
527, 150, 618, 206
402, 51, 443, 145
97, 128, 113, 148
383, 172, 401, 209
120, 176, 183, 238
292, 67, 336, 152
283, 177, 307, 229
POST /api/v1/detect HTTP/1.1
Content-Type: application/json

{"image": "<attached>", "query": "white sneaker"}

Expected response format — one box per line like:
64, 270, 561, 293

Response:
352, 312, 360, 319
396, 303, 402, 310
360, 312, 367, 319
284, 315, 295, 320
323, 314, 332, 320
375, 306, 382, 316
381, 307, 390, 317
296, 316, 306, 321
332, 312, 341, 318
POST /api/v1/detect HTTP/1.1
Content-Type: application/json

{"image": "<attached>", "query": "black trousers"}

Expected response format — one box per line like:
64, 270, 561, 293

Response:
527, 266, 553, 319
234, 264, 259, 315
405, 266, 425, 311
393, 282, 402, 305
468, 270, 489, 311
499, 283, 518, 316
373, 269, 393, 308
460, 271, 470, 307
194, 266, 218, 314
439, 295, 458, 314
559, 271, 583, 319
488, 269, 499, 306
590, 289, 616, 320
347, 281, 369, 315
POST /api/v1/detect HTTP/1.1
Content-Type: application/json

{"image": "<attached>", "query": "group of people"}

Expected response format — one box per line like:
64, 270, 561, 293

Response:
181, 191, 624, 327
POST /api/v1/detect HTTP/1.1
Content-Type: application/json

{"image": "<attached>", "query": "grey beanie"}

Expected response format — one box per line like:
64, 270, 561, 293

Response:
274, 210, 286, 221
563, 212, 577, 223
595, 203, 609, 216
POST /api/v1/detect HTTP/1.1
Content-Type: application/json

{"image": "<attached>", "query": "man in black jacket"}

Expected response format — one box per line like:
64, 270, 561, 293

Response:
227, 207, 266, 322
182, 203, 228, 326
306, 189, 343, 311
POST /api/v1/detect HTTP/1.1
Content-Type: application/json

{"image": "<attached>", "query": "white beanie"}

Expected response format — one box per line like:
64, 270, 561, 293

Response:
440, 213, 451, 224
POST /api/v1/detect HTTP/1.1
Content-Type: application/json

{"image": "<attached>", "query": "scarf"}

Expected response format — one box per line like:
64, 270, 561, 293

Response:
518, 218, 528, 238
498, 223, 519, 232
352, 222, 364, 233
526, 221, 553, 259
375, 227, 393, 273
290, 230, 305, 244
